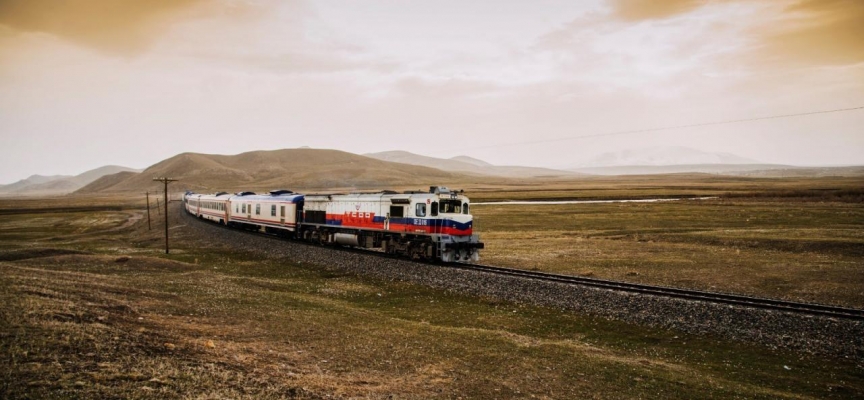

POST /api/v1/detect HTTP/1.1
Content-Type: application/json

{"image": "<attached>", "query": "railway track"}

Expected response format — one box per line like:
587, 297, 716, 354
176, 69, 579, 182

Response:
184, 209, 864, 322
441, 263, 864, 321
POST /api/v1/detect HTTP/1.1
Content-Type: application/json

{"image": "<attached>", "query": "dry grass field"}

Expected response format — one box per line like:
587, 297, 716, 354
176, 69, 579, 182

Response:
474, 196, 864, 308
1, 176, 863, 398
466, 175, 864, 202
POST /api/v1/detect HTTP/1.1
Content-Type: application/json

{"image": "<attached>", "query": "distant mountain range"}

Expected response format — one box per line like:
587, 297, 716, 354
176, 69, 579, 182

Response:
0, 165, 141, 196
570, 146, 758, 168
566, 146, 864, 176
365, 151, 579, 178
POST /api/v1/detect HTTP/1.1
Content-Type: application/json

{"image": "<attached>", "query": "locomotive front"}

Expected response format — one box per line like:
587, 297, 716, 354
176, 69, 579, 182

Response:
422, 186, 484, 262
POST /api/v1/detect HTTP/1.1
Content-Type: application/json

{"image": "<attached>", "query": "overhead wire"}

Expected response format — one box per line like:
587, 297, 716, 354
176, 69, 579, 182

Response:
464, 105, 864, 152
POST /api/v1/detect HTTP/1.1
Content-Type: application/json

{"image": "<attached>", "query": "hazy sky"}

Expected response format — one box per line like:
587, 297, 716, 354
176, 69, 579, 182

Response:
1, 0, 863, 183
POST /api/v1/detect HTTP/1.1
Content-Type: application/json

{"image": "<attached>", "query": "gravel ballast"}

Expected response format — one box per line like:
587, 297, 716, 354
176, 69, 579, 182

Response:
179, 210, 864, 363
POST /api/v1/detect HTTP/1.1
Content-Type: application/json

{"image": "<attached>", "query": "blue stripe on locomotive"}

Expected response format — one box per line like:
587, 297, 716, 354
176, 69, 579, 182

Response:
322, 217, 472, 231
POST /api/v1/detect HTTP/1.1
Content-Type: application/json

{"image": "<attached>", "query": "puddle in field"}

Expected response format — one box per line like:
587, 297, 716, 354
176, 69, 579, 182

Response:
472, 197, 718, 205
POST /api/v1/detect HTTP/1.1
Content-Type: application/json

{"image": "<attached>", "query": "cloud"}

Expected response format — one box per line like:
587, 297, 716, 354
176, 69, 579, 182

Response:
611, 0, 703, 21
0, 0, 205, 54
608, 0, 864, 68
755, 0, 864, 67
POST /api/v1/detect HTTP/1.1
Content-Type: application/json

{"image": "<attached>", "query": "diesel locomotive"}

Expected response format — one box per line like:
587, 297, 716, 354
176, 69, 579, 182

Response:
184, 186, 483, 262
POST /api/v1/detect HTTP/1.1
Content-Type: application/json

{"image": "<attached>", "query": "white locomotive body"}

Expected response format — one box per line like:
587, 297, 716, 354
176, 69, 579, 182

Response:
184, 186, 483, 262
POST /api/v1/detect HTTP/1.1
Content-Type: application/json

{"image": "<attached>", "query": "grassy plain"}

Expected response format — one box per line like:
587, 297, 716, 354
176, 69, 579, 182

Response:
466, 174, 864, 202
1, 175, 863, 398
471, 176, 864, 308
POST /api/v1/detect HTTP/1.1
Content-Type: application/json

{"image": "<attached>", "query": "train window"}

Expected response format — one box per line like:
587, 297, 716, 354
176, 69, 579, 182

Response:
440, 200, 461, 214
242, 204, 246, 213
463, 203, 468, 214
389, 205, 404, 218
256, 204, 261, 215
431, 201, 438, 216
280, 206, 285, 217
415, 203, 426, 217
271, 204, 276, 216
235, 204, 238, 213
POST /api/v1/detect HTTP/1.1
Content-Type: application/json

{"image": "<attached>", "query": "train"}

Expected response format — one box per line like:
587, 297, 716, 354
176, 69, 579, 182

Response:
183, 186, 484, 262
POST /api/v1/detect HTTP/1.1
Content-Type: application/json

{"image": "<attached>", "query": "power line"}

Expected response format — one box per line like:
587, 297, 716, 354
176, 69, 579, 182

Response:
466, 105, 864, 152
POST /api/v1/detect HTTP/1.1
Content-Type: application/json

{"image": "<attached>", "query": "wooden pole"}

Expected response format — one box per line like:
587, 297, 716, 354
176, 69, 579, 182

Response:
163, 187, 169, 253
152, 178, 177, 254
155, 197, 161, 215
146, 191, 152, 230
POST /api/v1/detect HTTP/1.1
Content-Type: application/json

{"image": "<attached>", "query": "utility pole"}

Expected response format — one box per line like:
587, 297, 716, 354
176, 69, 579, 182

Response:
155, 197, 161, 215
145, 191, 152, 230
152, 178, 178, 254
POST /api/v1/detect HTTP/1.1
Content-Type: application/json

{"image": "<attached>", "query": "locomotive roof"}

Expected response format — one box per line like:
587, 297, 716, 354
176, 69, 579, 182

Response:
304, 191, 469, 202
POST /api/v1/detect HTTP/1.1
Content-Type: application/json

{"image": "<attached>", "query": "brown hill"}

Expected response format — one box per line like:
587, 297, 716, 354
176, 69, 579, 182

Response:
0, 165, 140, 196
77, 171, 141, 193
76, 149, 471, 194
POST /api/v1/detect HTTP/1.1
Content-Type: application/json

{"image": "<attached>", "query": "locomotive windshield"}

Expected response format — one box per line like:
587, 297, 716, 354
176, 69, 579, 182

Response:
439, 199, 462, 214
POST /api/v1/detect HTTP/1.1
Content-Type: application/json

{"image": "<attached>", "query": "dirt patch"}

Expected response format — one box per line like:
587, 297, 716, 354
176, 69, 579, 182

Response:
10, 254, 198, 273
0, 248, 91, 262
